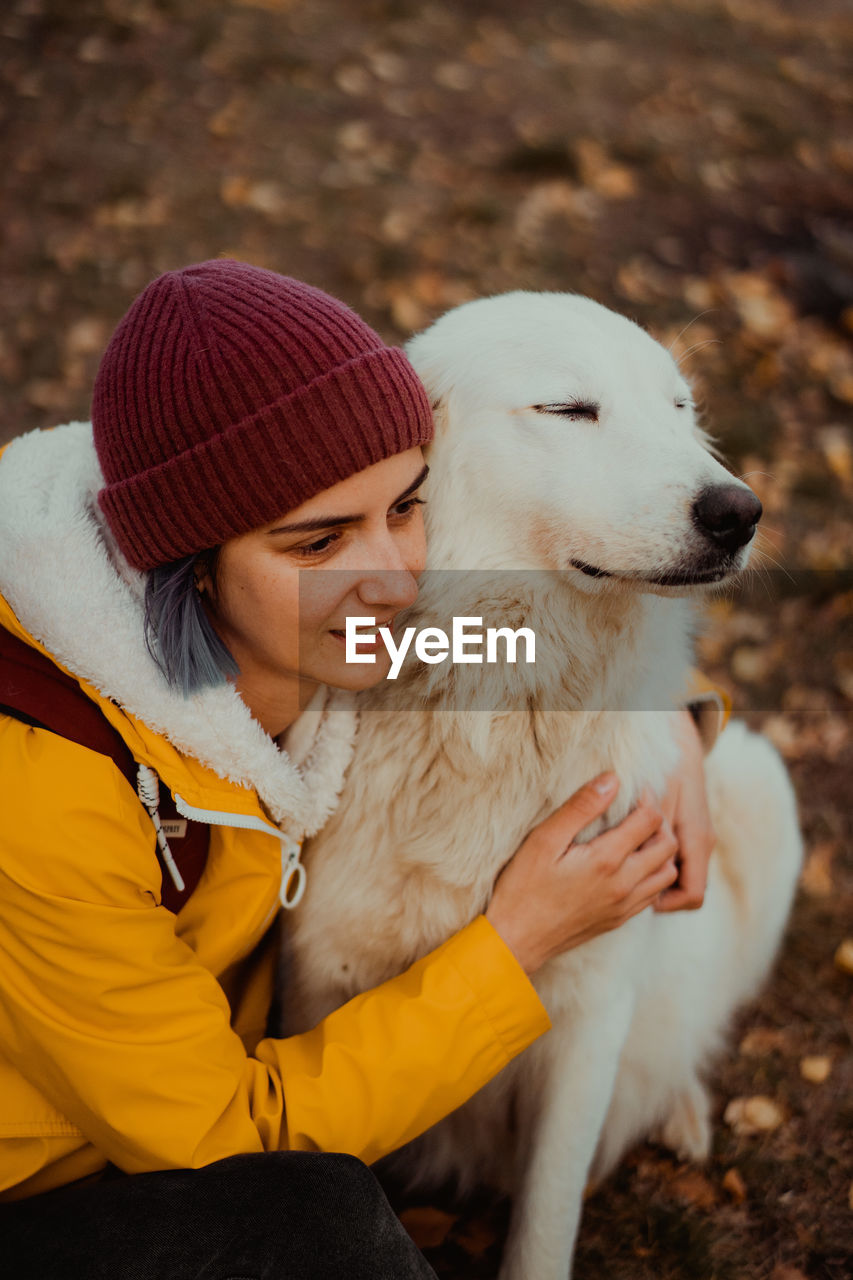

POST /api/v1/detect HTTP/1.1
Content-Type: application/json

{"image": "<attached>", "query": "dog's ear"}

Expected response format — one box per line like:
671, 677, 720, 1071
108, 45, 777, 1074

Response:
406, 329, 455, 398
406, 323, 459, 445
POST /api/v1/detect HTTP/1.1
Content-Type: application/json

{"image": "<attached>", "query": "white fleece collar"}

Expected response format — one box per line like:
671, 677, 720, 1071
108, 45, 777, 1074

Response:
0, 422, 357, 841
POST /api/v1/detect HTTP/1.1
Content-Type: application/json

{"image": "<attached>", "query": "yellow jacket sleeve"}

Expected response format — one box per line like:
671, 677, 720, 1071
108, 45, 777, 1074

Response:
0, 723, 550, 1182
254, 915, 546, 1166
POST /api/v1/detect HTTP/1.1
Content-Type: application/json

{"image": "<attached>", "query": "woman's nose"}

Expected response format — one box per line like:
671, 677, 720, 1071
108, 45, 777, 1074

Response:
357, 567, 420, 612
353, 519, 425, 610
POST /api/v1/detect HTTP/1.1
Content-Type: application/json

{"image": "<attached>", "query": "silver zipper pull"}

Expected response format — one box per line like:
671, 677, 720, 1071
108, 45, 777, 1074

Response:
280, 838, 306, 909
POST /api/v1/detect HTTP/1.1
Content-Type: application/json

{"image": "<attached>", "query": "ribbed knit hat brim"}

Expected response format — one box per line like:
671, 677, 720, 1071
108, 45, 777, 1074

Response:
93, 260, 434, 570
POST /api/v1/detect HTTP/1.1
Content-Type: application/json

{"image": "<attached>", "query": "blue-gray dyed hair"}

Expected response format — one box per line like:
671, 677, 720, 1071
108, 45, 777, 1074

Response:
144, 550, 239, 696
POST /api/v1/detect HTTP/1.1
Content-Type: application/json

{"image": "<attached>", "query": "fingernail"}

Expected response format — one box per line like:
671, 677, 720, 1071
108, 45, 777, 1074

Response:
593, 773, 617, 795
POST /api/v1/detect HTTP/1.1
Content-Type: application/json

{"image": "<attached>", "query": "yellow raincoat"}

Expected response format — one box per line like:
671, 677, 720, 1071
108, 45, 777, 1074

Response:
0, 597, 551, 1201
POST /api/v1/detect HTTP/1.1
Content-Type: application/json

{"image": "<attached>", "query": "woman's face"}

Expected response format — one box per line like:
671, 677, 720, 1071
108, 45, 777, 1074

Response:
200, 447, 428, 729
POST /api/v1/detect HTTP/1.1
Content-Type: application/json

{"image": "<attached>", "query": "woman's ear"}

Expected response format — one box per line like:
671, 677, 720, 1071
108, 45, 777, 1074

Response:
194, 548, 218, 599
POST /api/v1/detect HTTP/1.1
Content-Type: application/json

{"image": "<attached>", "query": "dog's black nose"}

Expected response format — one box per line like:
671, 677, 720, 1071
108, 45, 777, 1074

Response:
692, 484, 762, 553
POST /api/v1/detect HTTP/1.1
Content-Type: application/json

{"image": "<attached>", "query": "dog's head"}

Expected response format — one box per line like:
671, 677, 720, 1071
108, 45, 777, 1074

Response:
406, 291, 760, 593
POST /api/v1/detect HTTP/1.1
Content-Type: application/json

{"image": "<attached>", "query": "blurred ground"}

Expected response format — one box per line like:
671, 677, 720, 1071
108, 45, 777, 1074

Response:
1, 1, 851, 1276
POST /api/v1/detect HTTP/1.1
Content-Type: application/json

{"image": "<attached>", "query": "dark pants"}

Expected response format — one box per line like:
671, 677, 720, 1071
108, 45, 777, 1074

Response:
0, 1151, 438, 1279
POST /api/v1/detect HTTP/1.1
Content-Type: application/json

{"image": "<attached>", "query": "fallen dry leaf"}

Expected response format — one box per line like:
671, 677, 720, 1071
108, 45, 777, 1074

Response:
770, 1266, 809, 1280
337, 120, 373, 153
761, 714, 802, 759
242, 181, 288, 219
399, 1206, 458, 1250
388, 289, 429, 333
834, 938, 853, 975
453, 1218, 498, 1259
24, 378, 71, 412
799, 841, 838, 897
594, 165, 637, 200
514, 181, 592, 249
819, 426, 853, 487
574, 140, 637, 199
207, 95, 250, 138
93, 194, 170, 230
739, 1026, 792, 1056
669, 1168, 717, 1210
722, 1167, 748, 1203
724, 270, 796, 340
799, 1055, 832, 1084
333, 64, 371, 95
724, 1095, 785, 1135
731, 643, 773, 683
434, 62, 476, 92
64, 317, 109, 357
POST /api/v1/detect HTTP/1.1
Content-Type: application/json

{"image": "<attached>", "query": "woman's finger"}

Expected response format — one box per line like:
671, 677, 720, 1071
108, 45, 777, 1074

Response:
588, 799, 664, 868
624, 856, 680, 918
533, 773, 620, 854
616, 822, 679, 892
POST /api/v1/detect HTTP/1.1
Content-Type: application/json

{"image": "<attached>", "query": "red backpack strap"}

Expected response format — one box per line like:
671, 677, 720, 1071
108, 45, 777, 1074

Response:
0, 626, 209, 912
0, 625, 137, 787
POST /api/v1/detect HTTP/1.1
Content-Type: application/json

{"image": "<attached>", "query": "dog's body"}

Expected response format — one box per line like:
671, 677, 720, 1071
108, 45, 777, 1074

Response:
282, 293, 802, 1279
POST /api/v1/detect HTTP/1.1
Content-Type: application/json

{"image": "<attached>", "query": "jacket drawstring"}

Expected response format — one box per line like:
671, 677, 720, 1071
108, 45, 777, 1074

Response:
137, 764, 186, 894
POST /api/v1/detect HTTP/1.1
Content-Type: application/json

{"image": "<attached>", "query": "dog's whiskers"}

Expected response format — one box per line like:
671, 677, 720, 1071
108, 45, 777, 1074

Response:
676, 338, 722, 365
744, 560, 777, 604
749, 543, 796, 587
667, 310, 719, 355
754, 524, 785, 550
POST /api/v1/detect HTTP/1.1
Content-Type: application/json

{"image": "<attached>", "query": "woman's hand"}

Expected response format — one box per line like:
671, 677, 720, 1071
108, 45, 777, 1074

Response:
485, 774, 679, 976
653, 710, 716, 914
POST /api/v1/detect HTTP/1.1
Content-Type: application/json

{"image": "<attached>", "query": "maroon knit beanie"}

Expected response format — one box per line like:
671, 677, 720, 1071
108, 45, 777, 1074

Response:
93, 259, 434, 571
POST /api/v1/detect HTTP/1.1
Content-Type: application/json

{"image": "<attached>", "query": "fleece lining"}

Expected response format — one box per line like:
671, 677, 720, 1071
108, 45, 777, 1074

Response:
0, 422, 357, 842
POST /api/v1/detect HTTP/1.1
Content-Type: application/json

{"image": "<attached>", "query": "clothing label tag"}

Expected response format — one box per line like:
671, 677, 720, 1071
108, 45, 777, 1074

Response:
160, 820, 188, 839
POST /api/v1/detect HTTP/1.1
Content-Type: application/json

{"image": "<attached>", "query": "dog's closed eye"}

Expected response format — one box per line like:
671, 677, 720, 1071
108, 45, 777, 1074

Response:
534, 400, 600, 422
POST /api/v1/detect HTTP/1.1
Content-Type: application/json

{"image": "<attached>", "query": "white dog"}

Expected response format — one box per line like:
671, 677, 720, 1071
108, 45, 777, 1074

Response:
282, 293, 803, 1279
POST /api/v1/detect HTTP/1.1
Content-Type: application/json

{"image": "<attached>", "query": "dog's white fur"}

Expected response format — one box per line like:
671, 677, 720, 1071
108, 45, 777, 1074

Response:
282, 292, 802, 1279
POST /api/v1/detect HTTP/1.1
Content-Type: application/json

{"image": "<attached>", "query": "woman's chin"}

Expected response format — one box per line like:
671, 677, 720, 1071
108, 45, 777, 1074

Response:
306, 656, 394, 693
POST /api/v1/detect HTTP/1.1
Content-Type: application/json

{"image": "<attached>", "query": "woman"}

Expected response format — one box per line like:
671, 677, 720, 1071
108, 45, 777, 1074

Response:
0, 260, 712, 1278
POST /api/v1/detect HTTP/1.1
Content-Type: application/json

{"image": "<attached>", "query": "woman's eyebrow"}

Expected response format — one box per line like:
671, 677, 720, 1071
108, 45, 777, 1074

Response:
393, 463, 430, 505
266, 464, 430, 537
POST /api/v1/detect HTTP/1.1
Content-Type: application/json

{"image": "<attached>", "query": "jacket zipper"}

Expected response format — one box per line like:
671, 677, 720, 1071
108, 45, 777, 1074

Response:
174, 794, 306, 909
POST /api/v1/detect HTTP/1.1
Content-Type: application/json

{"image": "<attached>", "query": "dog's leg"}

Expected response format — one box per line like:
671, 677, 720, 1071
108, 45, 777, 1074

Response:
594, 720, 802, 1182
658, 1073, 712, 1161
499, 989, 635, 1280
702, 721, 803, 999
